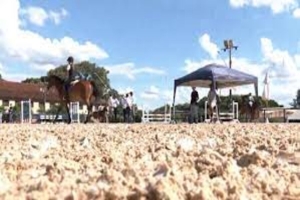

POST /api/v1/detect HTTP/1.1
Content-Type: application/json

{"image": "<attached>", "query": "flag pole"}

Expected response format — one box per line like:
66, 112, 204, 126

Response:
262, 70, 269, 122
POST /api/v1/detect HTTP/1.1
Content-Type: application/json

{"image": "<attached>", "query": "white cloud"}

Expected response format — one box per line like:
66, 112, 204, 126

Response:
0, 62, 33, 81
49, 8, 68, 25
229, 0, 298, 14
199, 34, 219, 59
0, 0, 108, 74
114, 86, 134, 95
139, 84, 191, 110
20, 7, 48, 26
140, 85, 160, 100
293, 8, 300, 18
260, 37, 300, 79
105, 62, 165, 80
20, 6, 68, 26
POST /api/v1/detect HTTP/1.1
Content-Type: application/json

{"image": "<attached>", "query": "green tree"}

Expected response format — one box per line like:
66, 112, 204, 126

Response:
290, 89, 300, 108
22, 77, 46, 84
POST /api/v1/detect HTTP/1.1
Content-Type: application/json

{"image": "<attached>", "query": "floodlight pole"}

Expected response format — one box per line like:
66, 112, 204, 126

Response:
222, 39, 238, 102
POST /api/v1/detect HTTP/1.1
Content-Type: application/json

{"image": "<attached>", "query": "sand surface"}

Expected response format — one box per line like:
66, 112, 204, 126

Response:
0, 123, 300, 200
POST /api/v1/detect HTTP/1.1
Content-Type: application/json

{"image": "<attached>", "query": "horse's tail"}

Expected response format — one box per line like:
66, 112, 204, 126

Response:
90, 81, 100, 99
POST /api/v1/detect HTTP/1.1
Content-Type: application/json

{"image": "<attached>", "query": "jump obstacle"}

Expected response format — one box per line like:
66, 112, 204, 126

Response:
70, 101, 80, 123
21, 99, 32, 123
20, 99, 80, 124
142, 104, 172, 123
204, 100, 239, 123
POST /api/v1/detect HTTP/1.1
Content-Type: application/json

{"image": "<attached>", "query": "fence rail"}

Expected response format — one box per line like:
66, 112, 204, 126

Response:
142, 104, 172, 123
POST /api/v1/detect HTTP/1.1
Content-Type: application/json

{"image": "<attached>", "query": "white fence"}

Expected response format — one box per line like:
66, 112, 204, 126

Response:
204, 101, 239, 122
142, 104, 172, 123
70, 101, 80, 123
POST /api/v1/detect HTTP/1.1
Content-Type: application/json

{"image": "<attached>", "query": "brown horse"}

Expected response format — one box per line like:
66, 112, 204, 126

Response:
239, 95, 261, 122
45, 74, 100, 124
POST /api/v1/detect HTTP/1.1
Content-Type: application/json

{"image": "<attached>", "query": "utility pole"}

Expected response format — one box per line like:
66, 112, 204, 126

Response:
221, 39, 238, 102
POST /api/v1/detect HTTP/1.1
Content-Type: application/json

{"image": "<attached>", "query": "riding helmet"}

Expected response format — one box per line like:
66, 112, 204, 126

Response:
67, 56, 74, 63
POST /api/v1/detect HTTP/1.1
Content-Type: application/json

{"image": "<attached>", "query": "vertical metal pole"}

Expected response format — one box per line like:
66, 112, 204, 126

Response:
236, 103, 239, 119
70, 102, 73, 123
29, 99, 32, 124
44, 91, 46, 115
77, 102, 79, 123
204, 101, 207, 120
229, 48, 232, 101
21, 101, 23, 124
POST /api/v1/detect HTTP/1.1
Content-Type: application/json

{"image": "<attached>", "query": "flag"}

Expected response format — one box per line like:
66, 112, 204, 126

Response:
262, 71, 269, 100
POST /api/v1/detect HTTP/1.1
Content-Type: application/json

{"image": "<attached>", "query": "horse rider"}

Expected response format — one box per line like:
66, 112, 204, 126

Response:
64, 56, 75, 101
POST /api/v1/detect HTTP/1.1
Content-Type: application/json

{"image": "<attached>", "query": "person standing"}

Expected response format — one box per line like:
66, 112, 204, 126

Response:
8, 104, 13, 123
120, 94, 128, 122
129, 91, 135, 122
112, 94, 119, 122
107, 94, 114, 120
125, 93, 132, 123
190, 87, 199, 123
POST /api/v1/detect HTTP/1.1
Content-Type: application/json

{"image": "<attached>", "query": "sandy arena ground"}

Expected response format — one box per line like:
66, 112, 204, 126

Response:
0, 123, 300, 200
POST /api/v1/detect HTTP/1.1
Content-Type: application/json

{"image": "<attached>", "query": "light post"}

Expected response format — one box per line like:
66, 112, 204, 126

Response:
221, 39, 238, 103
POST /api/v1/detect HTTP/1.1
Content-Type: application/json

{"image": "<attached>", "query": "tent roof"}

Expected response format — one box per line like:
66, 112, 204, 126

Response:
174, 63, 258, 89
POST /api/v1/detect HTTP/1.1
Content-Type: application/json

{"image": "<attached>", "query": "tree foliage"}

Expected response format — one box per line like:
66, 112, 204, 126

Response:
290, 89, 300, 108
22, 77, 45, 84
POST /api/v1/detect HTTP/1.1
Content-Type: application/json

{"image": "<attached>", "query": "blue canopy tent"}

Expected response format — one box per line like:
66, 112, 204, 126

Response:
172, 63, 258, 120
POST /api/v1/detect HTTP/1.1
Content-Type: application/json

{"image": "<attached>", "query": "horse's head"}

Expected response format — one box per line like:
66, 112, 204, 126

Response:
45, 75, 64, 90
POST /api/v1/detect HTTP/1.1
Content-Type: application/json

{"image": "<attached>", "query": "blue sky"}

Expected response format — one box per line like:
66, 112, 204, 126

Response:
1, 0, 300, 109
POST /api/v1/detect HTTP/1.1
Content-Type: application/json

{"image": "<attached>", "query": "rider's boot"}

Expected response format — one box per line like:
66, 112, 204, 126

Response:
63, 83, 70, 101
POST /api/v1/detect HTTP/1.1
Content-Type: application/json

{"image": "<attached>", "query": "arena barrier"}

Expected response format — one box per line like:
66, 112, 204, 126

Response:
204, 101, 239, 123
142, 104, 172, 123
21, 99, 32, 124
39, 114, 64, 124
260, 107, 300, 123
70, 101, 80, 123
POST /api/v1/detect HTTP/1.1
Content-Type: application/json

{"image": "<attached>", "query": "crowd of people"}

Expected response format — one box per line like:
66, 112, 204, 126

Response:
1, 105, 14, 123
107, 91, 136, 123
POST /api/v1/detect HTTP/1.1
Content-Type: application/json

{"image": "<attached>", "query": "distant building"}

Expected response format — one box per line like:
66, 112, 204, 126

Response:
0, 80, 92, 114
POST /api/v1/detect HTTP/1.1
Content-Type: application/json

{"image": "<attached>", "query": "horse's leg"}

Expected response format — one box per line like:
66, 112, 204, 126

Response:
208, 106, 213, 123
64, 101, 71, 124
84, 102, 93, 124
250, 109, 253, 123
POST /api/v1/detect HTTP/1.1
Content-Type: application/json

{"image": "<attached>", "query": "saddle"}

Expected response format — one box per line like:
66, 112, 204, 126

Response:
65, 72, 91, 91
